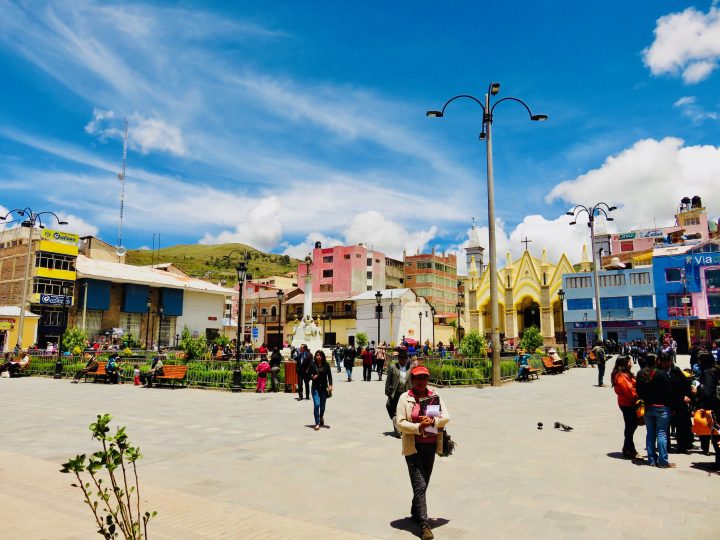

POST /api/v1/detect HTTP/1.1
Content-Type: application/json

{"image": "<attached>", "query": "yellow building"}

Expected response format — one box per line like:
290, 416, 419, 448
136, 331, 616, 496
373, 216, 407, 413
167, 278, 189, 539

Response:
0, 306, 40, 352
465, 248, 576, 347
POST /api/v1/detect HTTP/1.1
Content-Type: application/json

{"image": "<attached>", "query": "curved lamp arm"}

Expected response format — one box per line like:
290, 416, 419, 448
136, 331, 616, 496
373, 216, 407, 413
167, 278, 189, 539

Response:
427, 94, 485, 118
491, 97, 548, 121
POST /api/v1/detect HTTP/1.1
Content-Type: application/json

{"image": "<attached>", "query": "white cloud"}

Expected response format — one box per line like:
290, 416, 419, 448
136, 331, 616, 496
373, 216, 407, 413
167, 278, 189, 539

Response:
85, 109, 187, 156
55, 213, 99, 237
643, 7, 720, 84
199, 196, 283, 251
343, 211, 437, 260
672, 95, 719, 122
281, 232, 343, 260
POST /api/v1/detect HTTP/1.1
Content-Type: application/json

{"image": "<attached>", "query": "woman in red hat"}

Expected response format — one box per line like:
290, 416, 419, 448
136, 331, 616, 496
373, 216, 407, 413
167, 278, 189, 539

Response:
395, 365, 450, 540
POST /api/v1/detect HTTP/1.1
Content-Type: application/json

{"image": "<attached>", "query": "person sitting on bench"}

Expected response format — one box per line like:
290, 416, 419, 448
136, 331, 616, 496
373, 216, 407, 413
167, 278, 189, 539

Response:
515, 348, 531, 381
141, 356, 164, 388
72, 353, 99, 383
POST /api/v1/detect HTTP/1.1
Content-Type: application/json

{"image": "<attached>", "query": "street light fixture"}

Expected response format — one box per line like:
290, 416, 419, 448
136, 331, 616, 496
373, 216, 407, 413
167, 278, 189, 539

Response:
567, 202, 617, 343
557, 288, 567, 353
418, 311, 423, 349
430, 305, 436, 349
427, 83, 547, 386
145, 297, 152, 350
0, 208, 68, 350
375, 290, 383, 346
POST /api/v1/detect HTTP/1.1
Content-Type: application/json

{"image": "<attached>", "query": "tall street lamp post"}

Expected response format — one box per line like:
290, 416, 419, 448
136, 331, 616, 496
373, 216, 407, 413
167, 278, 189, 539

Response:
567, 203, 617, 344
419, 311, 423, 348
0, 208, 68, 349
375, 290, 383, 346
427, 83, 547, 386
55, 282, 71, 379
430, 305, 436, 349
231, 257, 248, 392
557, 288, 567, 353
145, 297, 152, 350
157, 306, 164, 349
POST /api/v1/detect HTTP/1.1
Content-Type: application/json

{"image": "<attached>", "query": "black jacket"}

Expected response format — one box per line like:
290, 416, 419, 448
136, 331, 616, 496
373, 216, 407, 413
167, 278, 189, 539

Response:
667, 365, 692, 411
270, 351, 283, 368
700, 366, 720, 412
295, 349, 312, 373
636, 367, 675, 407
384, 362, 412, 398
307, 361, 333, 390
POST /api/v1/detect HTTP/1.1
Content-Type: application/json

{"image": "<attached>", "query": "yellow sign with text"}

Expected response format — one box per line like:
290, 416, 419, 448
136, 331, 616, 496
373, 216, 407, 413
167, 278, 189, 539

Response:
40, 229, 79, 245
0, 321, 14, 330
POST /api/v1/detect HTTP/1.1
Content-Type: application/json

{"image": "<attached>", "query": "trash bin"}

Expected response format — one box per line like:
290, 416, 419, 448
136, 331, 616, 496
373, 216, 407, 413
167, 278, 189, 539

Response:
283, 361, 297, 393
230, 368, 243, 392
54, 357, 63, 379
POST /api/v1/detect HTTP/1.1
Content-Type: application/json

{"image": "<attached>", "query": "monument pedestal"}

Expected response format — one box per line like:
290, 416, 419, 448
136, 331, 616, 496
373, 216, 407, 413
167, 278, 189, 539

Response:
290, 316, 325, 353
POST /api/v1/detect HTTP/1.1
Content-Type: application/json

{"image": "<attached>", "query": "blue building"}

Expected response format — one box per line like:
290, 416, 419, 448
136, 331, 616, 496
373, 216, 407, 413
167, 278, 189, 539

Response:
652, 239, 720, 352
561, 267, 658, 350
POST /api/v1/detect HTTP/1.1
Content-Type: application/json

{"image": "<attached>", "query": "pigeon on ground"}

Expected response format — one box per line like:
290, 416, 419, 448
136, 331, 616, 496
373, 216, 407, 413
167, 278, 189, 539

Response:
554, 422, 574, 432
537, 422, 543, 430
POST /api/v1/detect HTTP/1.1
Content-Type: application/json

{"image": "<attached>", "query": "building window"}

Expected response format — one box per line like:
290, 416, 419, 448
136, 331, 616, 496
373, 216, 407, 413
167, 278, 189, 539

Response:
708, 294, 720, 315
120, 312, 141, 338
620, 241, 634, 252
599, 274, 625, 287
566, 276, 591, 289
32, 278, 75, 297
326, 304, 334, 313
344, 303, 352, 313
322, 256, 333, 263
344, 254, 350, 260
367, 258, 372, 266
665, 268, 683, 282
35, 252, 76, 271
417, 262, 432, 269
567, 298, 593, 310
632, 295, 653, 308
683, 217, 700, 226
319, 284, 333, 292
322, 269, 333, 278
600, 297, 629, 310
705, 269, 720, 290
366, 271, 372, 279
630, 272, 650, 285
85, 310, 103, 339
643, 329, 656, 341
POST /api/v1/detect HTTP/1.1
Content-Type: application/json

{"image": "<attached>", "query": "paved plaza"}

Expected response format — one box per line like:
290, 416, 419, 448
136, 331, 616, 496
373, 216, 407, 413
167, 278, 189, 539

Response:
1, 356, 717, 539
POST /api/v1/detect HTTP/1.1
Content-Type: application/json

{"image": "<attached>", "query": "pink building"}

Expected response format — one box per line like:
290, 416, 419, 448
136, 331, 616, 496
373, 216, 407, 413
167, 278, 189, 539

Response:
609, 196, 710, 255
298, 243, 386, 295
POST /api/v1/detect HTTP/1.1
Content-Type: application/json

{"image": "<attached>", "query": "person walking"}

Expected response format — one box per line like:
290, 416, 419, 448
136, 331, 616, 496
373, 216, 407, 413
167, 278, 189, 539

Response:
368, 340, 377, 375
636, 354, 676, 468
610, 355, 640, 459
361, 346, 373, 381
385, 348, 412, 436
333, 345, 342, 373
376, 343, 387, 381
697, 352, 720, 467
396, 366, 450, 540
255, 355, 271, 393
664, 350, 694, 453
295, 344, 312, 400
343, 345, 355, 381
307, 350, 333, 431
593, 342, 608, 387
269, 347, 283, 392
71, 353, 99, 383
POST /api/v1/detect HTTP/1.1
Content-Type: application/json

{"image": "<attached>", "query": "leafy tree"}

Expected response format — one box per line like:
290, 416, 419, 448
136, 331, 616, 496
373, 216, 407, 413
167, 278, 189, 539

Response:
356, 332, 368, 348
179, 325, 208, 360
214, 335, 230, 347
520, 325, 545, 353
62, 327, 88, 355
459, 330, 487, 358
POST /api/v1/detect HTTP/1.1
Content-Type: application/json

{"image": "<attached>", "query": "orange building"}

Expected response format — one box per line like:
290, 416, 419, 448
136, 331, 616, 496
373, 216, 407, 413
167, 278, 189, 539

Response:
403, 249, 458, 318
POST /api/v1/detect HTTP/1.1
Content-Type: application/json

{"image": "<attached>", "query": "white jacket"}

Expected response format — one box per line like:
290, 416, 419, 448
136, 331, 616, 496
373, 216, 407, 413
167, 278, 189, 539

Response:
395, 390, 450, 456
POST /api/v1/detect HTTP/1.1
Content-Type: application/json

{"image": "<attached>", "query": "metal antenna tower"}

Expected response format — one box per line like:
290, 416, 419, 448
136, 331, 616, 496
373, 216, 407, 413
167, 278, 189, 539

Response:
116, 117, 128, 258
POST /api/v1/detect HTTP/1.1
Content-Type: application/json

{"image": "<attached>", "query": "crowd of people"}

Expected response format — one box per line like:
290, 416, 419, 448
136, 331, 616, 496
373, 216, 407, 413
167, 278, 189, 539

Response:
609, 336, 720, 470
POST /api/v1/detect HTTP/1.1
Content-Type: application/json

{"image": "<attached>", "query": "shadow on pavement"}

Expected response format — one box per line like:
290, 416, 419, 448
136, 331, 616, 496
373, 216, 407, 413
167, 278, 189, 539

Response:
390, 517, 449, 538
606, 452, 647, 466
689, 462, 720, 475
383, 431, 400, 438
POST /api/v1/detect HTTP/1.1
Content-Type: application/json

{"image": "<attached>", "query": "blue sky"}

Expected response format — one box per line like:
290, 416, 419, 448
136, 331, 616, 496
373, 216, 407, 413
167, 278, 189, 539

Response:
1, 1, 719, 271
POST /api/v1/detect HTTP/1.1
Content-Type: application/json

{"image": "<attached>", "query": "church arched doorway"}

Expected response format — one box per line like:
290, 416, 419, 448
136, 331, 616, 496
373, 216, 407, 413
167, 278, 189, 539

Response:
520, 301, 541, 335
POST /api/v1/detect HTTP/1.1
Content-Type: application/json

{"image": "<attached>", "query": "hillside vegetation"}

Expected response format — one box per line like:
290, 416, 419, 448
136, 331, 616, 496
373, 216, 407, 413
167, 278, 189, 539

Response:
125, 243, 300, 286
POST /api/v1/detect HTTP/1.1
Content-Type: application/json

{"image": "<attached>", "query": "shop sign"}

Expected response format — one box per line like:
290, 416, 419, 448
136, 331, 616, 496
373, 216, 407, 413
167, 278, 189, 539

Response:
0, 320, 14, 330
40, 228, 79, 245
712, 320, 720, 328
639, 229, 664, 238
40, 294, 71, 306
685, 254, 720, 266
618, 232, 636, 240
669, 320, 685, 328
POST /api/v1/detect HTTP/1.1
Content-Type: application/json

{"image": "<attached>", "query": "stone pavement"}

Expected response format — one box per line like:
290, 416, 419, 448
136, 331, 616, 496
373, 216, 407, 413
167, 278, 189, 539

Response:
0, 356, 717, 539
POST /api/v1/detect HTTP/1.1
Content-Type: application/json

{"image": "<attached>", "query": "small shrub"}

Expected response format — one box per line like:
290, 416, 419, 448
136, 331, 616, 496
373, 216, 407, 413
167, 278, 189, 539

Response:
356, 332, 368, 348
459, 330, 487, 358
63, 328, 88, 355
520, 325, 544, 353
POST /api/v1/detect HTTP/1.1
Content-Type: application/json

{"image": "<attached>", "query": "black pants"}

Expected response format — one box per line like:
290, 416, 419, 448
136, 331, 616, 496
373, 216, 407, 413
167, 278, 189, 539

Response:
597, 361, 606, 386
270, 367, 280, 392
376, 360, 384, 380
298, 375, 310, 399
387, 393, 402, 423
405, 443, 436, 526
699, 435, 720, 463
619, 405, 638, 454
671, 408, 693, 450
363, 365, 372, 381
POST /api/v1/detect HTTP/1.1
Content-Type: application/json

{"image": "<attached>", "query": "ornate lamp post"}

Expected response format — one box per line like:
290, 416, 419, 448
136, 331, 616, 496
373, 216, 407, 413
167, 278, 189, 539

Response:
55, 282, 72, 378
567, 203, 617, 343
0, 208, 68, 349
558, 288, 567, 353
375, 290, 383, 346
145, 296, 152, 350
388, 300, 395, 344
230, 257, 248, 392
277, 289, 284, 347
157, 306, 164, 349
430, 305, 436, 349
427, 83, 547, 386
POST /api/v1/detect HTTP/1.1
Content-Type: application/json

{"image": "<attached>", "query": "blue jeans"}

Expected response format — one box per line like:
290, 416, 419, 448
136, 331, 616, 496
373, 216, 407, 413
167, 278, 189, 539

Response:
345, 366, 353, 380
312, 388, 327, 426
645, 405, 671, 466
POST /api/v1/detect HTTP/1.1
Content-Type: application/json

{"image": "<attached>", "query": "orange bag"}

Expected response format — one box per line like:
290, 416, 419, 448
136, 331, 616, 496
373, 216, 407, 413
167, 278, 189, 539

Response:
692, 409, 715, 436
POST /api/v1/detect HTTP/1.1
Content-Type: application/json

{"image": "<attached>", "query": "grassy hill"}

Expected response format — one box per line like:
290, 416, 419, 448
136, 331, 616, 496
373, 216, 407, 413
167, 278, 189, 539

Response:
125, 243, 300, 286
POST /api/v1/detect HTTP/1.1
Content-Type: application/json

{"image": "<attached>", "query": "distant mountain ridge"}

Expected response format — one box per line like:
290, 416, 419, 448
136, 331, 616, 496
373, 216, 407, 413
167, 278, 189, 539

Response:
125, 243, 300, 286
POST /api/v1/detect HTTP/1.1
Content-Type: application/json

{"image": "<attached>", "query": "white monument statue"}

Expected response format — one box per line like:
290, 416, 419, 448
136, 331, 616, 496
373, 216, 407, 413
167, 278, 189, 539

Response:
291, 255, 324, 352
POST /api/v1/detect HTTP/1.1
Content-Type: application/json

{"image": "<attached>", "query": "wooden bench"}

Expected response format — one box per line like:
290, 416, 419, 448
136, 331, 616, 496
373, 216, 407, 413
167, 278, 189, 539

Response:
153, 365, 188, 388
541, 356, 565, 374
526, 366, 540, 380
85, 362, 107, 383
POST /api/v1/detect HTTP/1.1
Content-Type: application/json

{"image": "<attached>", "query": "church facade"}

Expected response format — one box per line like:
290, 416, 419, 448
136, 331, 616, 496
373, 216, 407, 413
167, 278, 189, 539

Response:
464, 247, 581, 347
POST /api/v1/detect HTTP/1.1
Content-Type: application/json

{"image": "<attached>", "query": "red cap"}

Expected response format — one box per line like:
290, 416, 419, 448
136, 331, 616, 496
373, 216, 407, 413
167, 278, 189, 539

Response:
410, 366, 430, 377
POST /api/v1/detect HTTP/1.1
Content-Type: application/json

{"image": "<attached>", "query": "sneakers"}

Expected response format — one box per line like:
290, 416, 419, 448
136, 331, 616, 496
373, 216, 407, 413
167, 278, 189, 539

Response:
421, 525, 434, 540
656, 462, 677, 469
314, 425, 320, 431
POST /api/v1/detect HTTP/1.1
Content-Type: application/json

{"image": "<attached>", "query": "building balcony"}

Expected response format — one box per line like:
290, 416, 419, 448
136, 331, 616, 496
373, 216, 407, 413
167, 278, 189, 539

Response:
668, 306, 697, 318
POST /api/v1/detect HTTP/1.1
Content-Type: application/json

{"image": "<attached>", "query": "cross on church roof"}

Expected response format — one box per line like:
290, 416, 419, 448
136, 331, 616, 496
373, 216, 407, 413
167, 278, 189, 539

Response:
521, 236, 532, 251
471, 216, 476, 228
